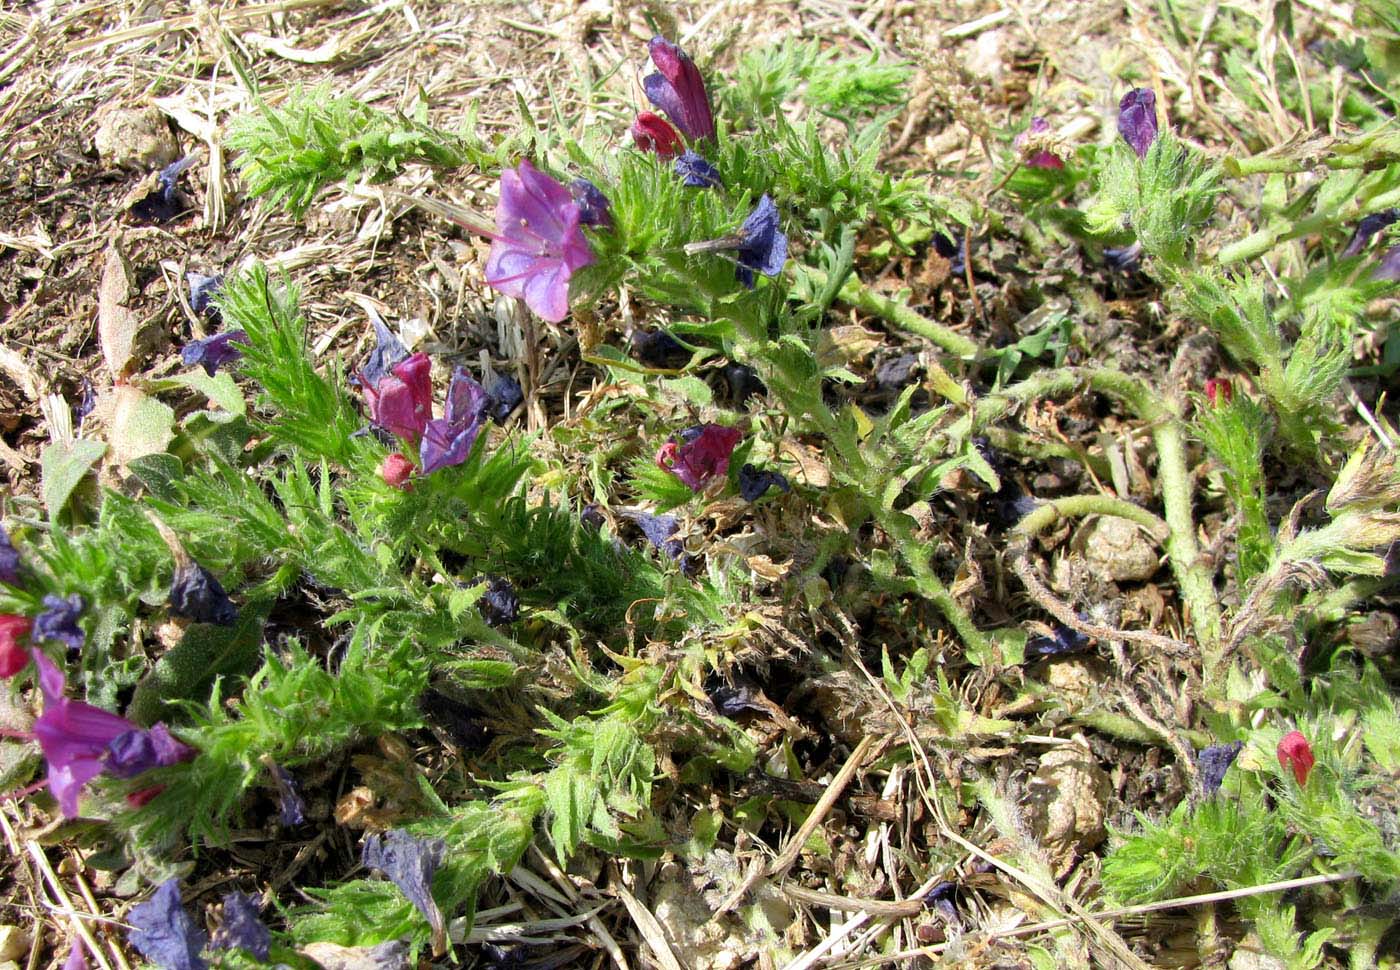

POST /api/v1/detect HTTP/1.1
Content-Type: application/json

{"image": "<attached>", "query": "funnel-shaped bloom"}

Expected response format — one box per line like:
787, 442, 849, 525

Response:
1343, 208, 1399, 257
657, 424, 742, 491
181, 330, 248, 377
1277, 730, 1315, 785
675, 151, 722, 189
31, 651, 193, 816
631, 112, 684, 159
169, 561, 238, 626
1197, 741, 1243, 795
1376, 245, 1400, 282
34, 594, 85, 650
127, 879, 207, 970
644, 37, 715, 141
569, 179, 612, 228
484, 161, 595, 323
1118, 88, 1158, 158
420, 368, 490, 475
735, 195, 788, 288
362, 352, 432, 444
360, 311, 409, 388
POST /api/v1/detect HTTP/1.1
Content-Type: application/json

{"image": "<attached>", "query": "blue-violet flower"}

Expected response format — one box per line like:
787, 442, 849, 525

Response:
1117, 88, 1158, 158
127, 879, 208, 970
34, 594, 85, 650
181, 330, 248, 377
674, 151, 722, 189
420, 368, 490, 475
644, 37, 715, 141
569, 178, 612, 228
484, 161, 595, 323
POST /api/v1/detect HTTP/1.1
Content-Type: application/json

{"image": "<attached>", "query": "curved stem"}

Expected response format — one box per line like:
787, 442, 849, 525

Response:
799, 266, 981, 359
1014, 494, 1168, 540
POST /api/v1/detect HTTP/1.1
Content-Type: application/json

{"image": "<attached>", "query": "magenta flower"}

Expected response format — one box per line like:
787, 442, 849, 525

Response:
631, 112, 684, 159
656, 424, 742, 491
361, 351, 432, 443
484, 161, 595, 323
1117, 88, 1158, 158
30, 650, 192, 817
420, 368, 490, 475
644, 37, 715, 141
1014, 117, 1063, 170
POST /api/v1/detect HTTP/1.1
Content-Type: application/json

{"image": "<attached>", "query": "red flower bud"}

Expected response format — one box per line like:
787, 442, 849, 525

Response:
1204, 378, 1233, 406
630, 112, 684, 159
1277, 730, 1315, 785
0, 614, 31, 678
379, 453, 415, 490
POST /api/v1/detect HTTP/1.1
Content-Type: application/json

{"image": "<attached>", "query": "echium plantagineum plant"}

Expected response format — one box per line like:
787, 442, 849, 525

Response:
5, 22, 1400, 970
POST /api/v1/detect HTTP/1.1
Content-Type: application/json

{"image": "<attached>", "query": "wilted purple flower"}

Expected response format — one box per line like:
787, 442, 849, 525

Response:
631, 329, 690, 369
1104, 241, 1143, 273
1375, 245, 1400, 282
875, 354, 918, 392
923, 881, 960, 920
104, 723, 194, 779
1014, 117, 1063, 170
722, 363, 766, 405
656, 424, 743, 491
1024, 624, 1092, 660
34, 594, 85, 649
569, 179, 612, 228
484, 160, 595, 324
181, 330, 248, 377
269, 763, 305, 826
1197, 740, 1244, 795
0, 524, 20, 586
362, 830, 449, 956
470, 575, 519, 627
169, 561, 238, 626
420, 368, 490, 475
486, 375, 524, 422
738, 463, 789, 502
734, 195, 788, 288
186, 272, 223, 320
419, 687, 492, 748
1343, 208, 1399, 257
360, 311, 409, 389
627, 510, 683, 561
62, 937, 87, 970
708, 674, 766, 716
75, 379, 98, 426
1117, 88, 1158, 158
933, 232, 967, 276
362, 352, 433, 444
630, 112, 684, 159
211, 891, 270, 961
127, 879, 208, 970
994, 488, 1040, 525
644, 37, 715, 142
132, 155, 196, 223
674, 151, 722, 189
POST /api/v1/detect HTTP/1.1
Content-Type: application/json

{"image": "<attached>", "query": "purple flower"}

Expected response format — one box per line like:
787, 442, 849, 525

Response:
569, 179, 612, 228
362, 352, 433, 444
132, 155, 196, 223
1104, 241, 1143, 273
169, 561, 238, 626
104, 723, 194, 779
644, 37, 715, 142
269, 762, 306, 826
708, 674, 765, 716
674, 151, 722, 189
211, 891, 270, 961
735, 195, 788, 289
934, 232, 967, 276
1024, 624, 1093, 660
360, 311, 410, 389
362, 830, 449, 956
484, 160, 595, 324
631, 329, 690, 369
630, 112, 684, 159
0, 524, 20, 586
626, 510, 684, 561
486, 375, 524, 422
181, 330, 248, 377
34, 594, 85, 649
656, 424, 742, 491
420, 368, 490, 475
63, 937, 87, 970
722, 363, 766, 404
1197, 741, 1244, 795
1375, 245, 1400, 282
468, 575, 519, 627
738, 463, 789, 502
127, 879, 208, 970
1343, 208, 1399, 257
1117, 88, 1158, 158
186, 272, 223, 320
1014, 117, 1064, 169
30, 651, 190, 816
31, 650, 136, 815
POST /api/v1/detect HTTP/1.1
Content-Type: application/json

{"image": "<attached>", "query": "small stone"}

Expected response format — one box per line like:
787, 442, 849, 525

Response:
1022, 743, 1110, 871
1082, 516, 1159, 582
93, 105, 179, 171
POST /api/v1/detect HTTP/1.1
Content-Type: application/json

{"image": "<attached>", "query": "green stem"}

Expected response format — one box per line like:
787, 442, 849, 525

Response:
1014, 494, 1168, 540
881, 510, 994, 660
1217, 183, 1400, 265
799, 266, 981, 359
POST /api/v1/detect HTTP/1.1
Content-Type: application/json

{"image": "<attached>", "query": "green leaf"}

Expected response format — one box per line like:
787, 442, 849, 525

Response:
163, 371, 247, 417
130, 600, 270, 724
41, 438, 107, 518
